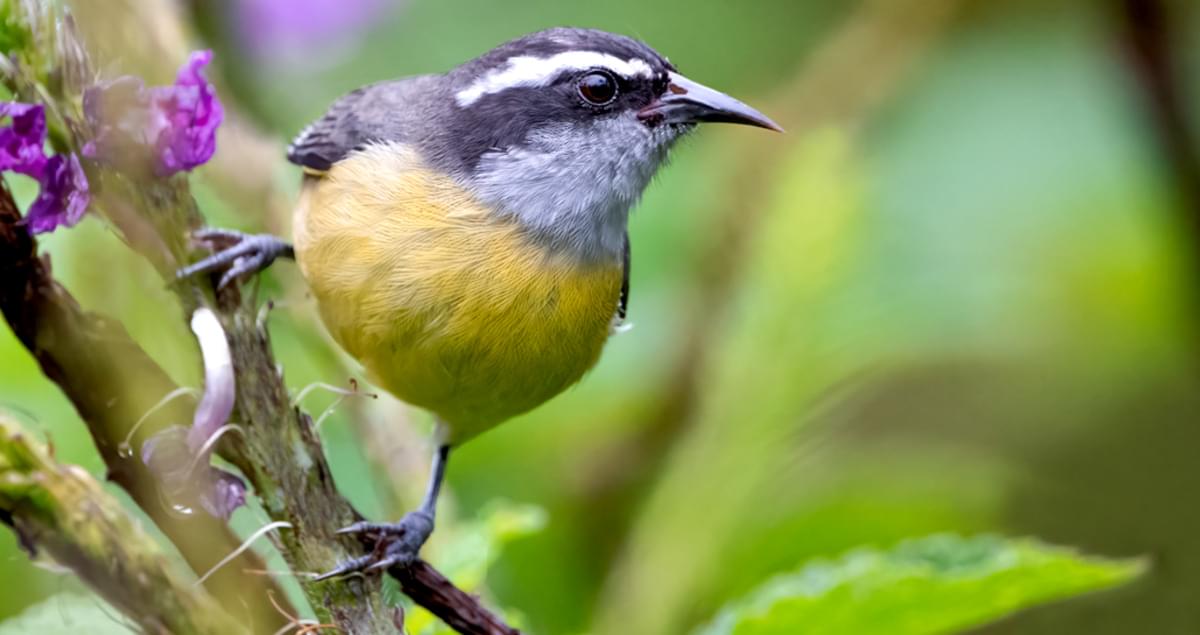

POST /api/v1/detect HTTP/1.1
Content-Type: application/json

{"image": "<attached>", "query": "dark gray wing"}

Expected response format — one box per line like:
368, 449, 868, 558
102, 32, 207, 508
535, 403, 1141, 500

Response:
619, 232, 630, 321
287, 76, 442, 172
287, 87, 371, 171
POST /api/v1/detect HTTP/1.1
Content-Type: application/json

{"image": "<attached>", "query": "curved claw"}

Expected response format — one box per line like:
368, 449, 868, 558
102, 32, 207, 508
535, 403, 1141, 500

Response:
336, 521, 409, 537
179, 241, 259, 281
176, 229, 294, 289
218, 252, 271, 290
315, 537, 420, 581
365, 554, 404, 573
193, 228, 249, 249
317, 513, 434, 581
313, 554, 375, 582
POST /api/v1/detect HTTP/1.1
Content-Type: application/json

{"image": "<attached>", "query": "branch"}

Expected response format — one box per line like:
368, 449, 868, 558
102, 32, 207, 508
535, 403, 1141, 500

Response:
0, 182, 290, 633
0, 416, 246, 635
393, 563, 521, 635
0, 3, 521, 631
0, 176, 518, 635
1117, 0, 1200, 213
1115, 0, 1200, 296
204, 284, 396, 633
206, 253, 520, 634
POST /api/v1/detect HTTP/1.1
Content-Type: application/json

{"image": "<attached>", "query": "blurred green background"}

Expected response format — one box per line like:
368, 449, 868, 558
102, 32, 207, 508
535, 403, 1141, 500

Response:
2, 0, 1199, 632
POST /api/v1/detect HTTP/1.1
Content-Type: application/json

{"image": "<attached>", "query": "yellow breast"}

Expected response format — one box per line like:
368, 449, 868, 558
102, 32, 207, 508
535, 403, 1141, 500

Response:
294, 143, 622, 442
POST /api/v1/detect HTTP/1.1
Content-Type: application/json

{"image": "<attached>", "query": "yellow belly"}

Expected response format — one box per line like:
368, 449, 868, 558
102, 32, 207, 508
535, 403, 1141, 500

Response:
293, 144, 622, 442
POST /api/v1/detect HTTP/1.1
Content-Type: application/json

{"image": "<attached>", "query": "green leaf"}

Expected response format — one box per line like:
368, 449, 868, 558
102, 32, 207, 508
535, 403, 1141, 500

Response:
0, 594, 133, 634
432, 499, 547, 593
0, 1, 31, 58
401, 500, 545, 635
696, 534, 1146, 635
594, 129, 876, 635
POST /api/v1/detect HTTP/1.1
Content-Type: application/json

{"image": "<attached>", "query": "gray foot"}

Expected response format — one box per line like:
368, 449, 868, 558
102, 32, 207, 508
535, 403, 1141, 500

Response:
177, 228, 294, 289
315, 511, 434, 581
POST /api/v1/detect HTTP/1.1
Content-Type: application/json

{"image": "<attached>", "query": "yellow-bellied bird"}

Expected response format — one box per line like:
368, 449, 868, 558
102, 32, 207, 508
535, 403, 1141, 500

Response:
180, 27, 780, 577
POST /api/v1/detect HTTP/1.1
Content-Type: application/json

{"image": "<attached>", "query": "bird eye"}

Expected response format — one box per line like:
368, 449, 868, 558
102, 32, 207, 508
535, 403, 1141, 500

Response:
578, 71, 618, 106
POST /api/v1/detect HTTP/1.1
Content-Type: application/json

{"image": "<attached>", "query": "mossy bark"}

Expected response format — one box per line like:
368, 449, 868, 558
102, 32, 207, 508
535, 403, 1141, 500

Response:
0, 418, 247, 635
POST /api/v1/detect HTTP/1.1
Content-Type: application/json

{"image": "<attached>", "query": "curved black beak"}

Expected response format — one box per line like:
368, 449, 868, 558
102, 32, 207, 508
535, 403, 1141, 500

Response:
638, 71, 783, 132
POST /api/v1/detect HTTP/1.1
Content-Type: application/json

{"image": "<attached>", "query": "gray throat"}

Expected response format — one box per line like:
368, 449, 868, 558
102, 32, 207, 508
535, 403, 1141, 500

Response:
464, 117, 679, 263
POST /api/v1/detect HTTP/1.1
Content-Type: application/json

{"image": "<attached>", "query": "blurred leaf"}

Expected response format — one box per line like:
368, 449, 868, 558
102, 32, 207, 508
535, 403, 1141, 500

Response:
434, 499, 547, 591
0, 593, 132, 634
0, 2, 32, 57
595, 128, 876, 635
402, 500, 545, 635
695, 535, 1145, 635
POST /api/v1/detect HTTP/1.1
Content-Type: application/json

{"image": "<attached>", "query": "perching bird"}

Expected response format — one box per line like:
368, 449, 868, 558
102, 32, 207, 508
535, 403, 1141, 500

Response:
180, 27, 780, 577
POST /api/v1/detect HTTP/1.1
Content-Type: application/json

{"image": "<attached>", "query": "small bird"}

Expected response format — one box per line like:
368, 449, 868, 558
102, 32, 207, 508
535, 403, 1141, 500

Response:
181, 27, 779, 577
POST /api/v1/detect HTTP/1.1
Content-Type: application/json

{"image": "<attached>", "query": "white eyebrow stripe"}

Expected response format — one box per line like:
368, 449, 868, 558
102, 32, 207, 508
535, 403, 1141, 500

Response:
456, 52, 654, 107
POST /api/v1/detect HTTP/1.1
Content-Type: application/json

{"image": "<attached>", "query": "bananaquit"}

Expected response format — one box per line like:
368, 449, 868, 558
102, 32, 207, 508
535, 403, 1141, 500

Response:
181, 27, 780, 577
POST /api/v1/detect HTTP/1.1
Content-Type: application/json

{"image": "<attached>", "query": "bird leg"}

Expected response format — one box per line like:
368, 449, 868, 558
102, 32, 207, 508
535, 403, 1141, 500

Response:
176, 228, 294, 289
317, 444, 451, 580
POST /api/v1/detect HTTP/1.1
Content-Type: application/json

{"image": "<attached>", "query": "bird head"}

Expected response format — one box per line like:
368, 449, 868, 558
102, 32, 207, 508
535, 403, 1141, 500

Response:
435, 28, 781, 260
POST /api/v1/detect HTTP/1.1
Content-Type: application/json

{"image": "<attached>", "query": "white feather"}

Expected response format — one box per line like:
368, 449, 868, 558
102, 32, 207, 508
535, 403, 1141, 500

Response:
456, 52, 653, 106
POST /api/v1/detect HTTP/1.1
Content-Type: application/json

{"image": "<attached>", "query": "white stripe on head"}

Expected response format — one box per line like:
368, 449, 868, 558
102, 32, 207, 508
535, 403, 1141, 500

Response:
456, 51, 654, 107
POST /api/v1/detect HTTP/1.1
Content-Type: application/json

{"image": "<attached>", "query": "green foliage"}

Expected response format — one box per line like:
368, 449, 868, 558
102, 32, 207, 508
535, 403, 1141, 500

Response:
0, 1, 32, 58
398, 501, 545, 635
593, 128, 876, 635
696, 535, 1145, 635
0, 594, 132, 635
432, 500, 548, 592
0, 1, 1193, 633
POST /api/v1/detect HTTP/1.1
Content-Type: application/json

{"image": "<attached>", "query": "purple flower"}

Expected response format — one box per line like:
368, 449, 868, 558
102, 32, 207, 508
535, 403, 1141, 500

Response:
25, 154, 89, 234
187, 307, 235, 450
0, 103, 48, 177
84, 51, 224, 176
141, 425, 194, 489
155, 51, 223, 175
141, 426, 247, 520
0, 103, 91, 235
140, 308, 245, 520
82, 76, 154, 168
201, 468, 248, 519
